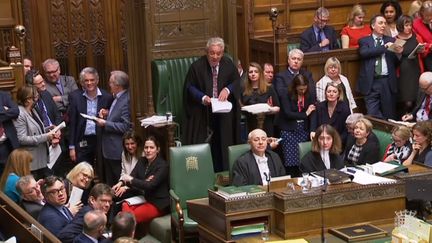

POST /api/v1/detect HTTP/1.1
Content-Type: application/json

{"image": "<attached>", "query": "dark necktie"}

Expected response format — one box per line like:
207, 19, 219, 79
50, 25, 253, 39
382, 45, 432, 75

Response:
375, 38, 383, 75
0, 123, 3, 137
317, 29, 322, 44
62, 206, 73, 221
37, 99, 51, 127
56, 81, 64, 95
212, 65, 218, 98
426, 95, 431, 116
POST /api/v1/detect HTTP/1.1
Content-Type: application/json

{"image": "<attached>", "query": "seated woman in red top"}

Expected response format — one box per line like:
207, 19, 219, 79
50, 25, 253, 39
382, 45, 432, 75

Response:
341, 4, 371, 49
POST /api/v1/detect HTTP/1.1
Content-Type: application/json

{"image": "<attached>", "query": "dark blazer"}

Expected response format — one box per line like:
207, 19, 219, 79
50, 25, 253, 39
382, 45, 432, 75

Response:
344, 133, 380, 165
232, 150, 286, 186
357, 35, 400, 96
20, 200, 44, 219
45, 75, 78, 112
38, 203, 72, 236
58, 205, 92, 243
300, 25, 340, 53
272, 69, 314, 99
300, 151, 344, 173
36, 90, 62, 126
72, 233, 95, 243
101, 90, 131, 160
310, 100, 351, 142
0, 91, 19, 151
68, 88, 113, 148
408, 92, 432, 121
127, 156, 170, 212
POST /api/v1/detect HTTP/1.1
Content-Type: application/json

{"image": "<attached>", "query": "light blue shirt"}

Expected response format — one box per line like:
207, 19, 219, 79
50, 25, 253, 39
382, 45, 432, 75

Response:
83, 88, 102, 135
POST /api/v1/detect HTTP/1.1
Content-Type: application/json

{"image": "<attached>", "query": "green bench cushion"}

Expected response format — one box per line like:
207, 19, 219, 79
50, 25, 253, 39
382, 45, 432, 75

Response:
148, 214, 171, 243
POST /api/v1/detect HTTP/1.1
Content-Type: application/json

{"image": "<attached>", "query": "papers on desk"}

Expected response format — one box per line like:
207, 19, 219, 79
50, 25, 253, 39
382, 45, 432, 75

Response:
139, 115, 168, 127
241, 103, 271, 114
341, 167, 396, 185
211, 98, 232, 113
371, 162, 399, 174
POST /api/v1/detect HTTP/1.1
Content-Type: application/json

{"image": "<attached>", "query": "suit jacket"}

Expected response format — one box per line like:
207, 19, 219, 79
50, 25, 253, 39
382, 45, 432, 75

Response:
0, 91, 19, 153
72, 233, 96, 243
357, 35, 400, 95
127, 156, 170, 212
300, 151, 344, 173
232, 150, 286, 186
45, 75, 78, 112
68, 88, 113, 149
36, 90, 62, 126
20, 200, 44, 219
101, 90, 131, 160
300, 25, 340, 53
409, 92, 432, 121
14, 106, 49, 171
58, 205, 92, 243
344, 133, 380, 165
272, 69, 315, 99
38, 203, 72, 237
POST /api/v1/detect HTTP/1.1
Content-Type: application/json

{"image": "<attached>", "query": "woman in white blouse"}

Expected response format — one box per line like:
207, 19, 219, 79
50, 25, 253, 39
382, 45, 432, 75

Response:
316, 57, 357, 112
112, 130, 142, 198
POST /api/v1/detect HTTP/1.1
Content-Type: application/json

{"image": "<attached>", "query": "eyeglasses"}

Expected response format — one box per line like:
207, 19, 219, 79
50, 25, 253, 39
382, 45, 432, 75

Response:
47, 186, 65, 196
97, 198, 113, 205
45, 66, 59, 75
23, 186, 39, 195
80, 172, 93, 180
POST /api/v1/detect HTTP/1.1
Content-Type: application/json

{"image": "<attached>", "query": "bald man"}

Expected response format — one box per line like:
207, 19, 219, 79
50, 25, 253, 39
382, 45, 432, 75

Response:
402, 72, 432, 122
231, 129, 285, 186
73, 210, 106, 243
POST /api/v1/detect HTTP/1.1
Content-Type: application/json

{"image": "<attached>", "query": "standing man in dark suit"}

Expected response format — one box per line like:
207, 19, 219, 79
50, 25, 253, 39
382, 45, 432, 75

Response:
96, 71, 131, 186
0, 90, 19, 173
183, 37, 241, 172
300, 7, 340, 53
357, 14, 402, 120
68, 67, 113, 169
73, 210, 107, 243
402, 72, 432, 122
42, 58, 78, 116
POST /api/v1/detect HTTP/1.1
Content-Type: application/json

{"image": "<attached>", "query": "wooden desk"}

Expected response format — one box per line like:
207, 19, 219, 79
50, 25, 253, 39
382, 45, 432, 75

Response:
188, 164, 432, 242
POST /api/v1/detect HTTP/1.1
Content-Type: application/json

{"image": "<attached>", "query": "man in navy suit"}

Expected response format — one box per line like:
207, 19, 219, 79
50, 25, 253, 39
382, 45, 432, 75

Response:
0, 90, 19, 173
300, 7, 340, 53
357, 15, 402, 120
68, 67, 113, 168
95, 71, 131, 186
73, 210, 107, 243
402, 72, 432, 122
38, 176, 76, 237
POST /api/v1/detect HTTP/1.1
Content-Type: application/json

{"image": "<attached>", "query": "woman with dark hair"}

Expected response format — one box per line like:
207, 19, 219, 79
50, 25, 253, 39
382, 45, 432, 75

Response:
311, 81, 351, 143
112, 130, 143, 198
380, 1, 403, 37
0, 149, 32, 202
344, 118, 380, 165
120, 136, 169, 224
13, 85, 57, 180
277, 74, 316, 177
241, 62, 280, 136
404, 121, 432, 165
300, 125, 343, 173
396, 15, 423, 116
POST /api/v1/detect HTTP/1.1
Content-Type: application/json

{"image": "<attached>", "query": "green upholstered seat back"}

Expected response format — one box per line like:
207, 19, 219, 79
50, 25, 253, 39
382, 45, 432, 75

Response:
372, 129, 393, 158
152, 56, 199, 130
169, 143, 215, 209
228, 144, 250, 183
298, 141, 312, 161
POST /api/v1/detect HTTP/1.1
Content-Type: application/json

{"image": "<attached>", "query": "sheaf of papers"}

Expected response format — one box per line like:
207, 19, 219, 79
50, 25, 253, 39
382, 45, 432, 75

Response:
371, 162, 399, 174
48, 145, 61, 169
341, 167, 396, 185
80, 113, 98, 121
388, 119, 415, 128
211, 98, 232, 113
52, 121, 66, 133
241, 103, 271, 114
124, 195, 146, 205
140, 115, 168, 127
68, 186, 83, 205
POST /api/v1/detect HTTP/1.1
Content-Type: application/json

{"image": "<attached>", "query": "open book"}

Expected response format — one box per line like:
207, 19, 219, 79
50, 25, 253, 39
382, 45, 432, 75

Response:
387, 38, 406, 53
408, 43, 426, 59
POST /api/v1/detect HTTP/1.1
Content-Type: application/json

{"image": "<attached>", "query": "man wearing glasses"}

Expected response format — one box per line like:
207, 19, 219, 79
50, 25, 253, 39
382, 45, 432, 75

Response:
402, 72, 432, 122
58, 183, 114, 243
16, 175, 45, 219
42, 58, 78, 115
300, 7, 340, 53
38, 176, 79, 236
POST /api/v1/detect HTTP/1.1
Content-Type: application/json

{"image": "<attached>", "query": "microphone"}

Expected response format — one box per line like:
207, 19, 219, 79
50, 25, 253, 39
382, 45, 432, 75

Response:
321, 169, 327, 243
264, 172, 271, 192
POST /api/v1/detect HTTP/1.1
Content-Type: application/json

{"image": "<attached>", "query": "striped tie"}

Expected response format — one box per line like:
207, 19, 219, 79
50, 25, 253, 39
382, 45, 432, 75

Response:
212, 65, 218, 98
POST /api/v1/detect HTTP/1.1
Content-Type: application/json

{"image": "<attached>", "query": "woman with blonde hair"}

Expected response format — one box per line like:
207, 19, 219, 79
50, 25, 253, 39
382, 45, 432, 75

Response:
383, 126, 413, 163
65, 161, 94, 205
0, 148, 32, 202
341, 4, 371, 48
316, 57, 357, 112
344, 118, 380, 165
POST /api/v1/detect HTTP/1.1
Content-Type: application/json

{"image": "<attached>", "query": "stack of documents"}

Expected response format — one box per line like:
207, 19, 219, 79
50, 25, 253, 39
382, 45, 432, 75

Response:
341, 167, 396, 185
241, 103, 271, 114
139, 115, 168, 127
211, 98, 232, 113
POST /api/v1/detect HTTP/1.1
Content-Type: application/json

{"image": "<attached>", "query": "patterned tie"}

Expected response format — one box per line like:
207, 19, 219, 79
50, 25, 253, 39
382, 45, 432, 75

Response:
37, 99, 51, 127
55, 81, 64, 95
375, 38, 383, 75
212, 65, 218, 98
426, 95, 431, 117
0, 123, 4, 138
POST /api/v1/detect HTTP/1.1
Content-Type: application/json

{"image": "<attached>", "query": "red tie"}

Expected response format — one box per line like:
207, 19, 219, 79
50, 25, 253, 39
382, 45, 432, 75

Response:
0, 123, 4, 137
426, 95, 431, 116
212, 65, 218, 98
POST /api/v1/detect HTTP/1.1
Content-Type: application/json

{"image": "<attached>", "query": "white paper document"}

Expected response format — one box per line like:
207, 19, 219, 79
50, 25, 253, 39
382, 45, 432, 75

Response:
80, 113, 98, 121
124, 195, 146, 205
52, 121, 66, 133
371, 162, 399, 174
387, 38, 406, 52
48, 145, 61, 169
341, 167, 396, 185
139, 115, 168, 127
68, 186, 84, 205
388, 119, 415, 128
211, 98, 232, 113
241, 103, 271, 114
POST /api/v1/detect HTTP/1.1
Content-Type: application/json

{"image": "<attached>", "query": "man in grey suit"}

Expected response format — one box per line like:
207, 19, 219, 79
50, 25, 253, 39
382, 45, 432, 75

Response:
42, 58, 78, 115
96, 71, 131, 186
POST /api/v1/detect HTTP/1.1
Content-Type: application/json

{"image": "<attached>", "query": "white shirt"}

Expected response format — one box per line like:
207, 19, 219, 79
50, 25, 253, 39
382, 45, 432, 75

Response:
320, 150, 331, 169
253, 153, 270, 185
316, 74, 357, 112
372, 34, 388, 76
